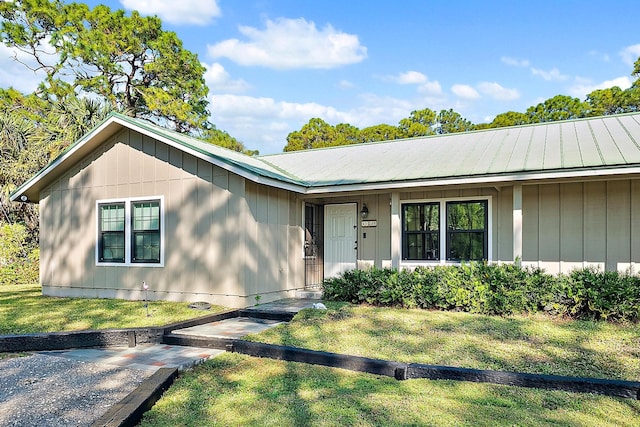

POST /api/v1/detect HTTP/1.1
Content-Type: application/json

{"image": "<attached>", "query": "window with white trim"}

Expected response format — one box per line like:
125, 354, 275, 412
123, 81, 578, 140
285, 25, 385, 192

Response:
97, 197, 164, 266
402, 199, 489, 262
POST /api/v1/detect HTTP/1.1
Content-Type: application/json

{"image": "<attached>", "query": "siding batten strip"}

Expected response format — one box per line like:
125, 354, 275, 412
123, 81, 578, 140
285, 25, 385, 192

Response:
513, 184, 523, 264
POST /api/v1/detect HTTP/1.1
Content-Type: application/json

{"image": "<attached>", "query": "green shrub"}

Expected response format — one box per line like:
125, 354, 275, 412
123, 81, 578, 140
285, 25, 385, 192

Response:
0, 223, 39, 286
322, 263, 640, 321
564, 267, 640, 321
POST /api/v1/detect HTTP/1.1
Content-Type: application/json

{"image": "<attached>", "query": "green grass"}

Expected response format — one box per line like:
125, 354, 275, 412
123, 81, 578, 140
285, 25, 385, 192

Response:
0, 284, 227, 334
141, 353, 640, 427
248, 302, 640, 381
141, 303, 640, 426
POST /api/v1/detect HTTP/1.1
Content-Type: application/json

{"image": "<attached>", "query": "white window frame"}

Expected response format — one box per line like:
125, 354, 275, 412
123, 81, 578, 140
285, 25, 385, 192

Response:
400, 196, 492, 267
95, 196, 165, 267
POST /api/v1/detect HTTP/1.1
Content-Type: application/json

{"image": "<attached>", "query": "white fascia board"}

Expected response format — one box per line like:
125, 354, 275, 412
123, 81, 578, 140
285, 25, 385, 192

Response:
302, 166, 640, 195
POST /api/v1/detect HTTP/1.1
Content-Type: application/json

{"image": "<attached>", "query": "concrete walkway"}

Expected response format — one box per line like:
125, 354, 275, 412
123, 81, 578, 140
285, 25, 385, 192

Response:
39, 344, 225, 371
37, 298, 319, 371
172, 317, 284, 339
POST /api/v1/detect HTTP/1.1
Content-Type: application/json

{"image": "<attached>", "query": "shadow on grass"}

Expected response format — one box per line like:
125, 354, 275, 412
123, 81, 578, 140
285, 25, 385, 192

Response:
0, 284, 226, 335
248, 304, 640, 382
139, 352, 640, 427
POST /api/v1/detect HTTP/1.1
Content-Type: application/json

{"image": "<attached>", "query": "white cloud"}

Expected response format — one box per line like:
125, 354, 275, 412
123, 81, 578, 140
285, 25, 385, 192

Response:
210, 94, 347, 152
395, 71, 428, 84
418, 81, 442, 95
207, 17, 367, 69
568, 76, 633, 98
213, 94, 347, 123
338, 80, 355, 89
0, 39, 58, 93
477, 82, 520, 101
531, 67, 569, 81
500, 56, 530, 67
0, 46, 42, 93
210, 92, 428, 154
451, 84, 480, 100
381, 71, 441, 95
120, 0, 221, 25
620, 44, 640, 66
203, 62, 250, 93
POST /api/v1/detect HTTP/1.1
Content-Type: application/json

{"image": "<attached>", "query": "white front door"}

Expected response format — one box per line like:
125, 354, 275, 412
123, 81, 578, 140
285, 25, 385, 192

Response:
324, 203, 357, 278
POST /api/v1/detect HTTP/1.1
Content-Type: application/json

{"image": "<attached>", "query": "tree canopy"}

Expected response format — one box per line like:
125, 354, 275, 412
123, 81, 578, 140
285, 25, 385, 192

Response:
284, 56, 640, 151
0, 0, 210, 133
0, 90, 113, 240
0, 1, 254, 245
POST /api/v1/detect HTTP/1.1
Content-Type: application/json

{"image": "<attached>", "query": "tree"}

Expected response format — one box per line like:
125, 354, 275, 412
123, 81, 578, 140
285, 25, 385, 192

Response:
284, 118, 339, 151
398, 108, 436, 137
586, 87, 634, 116
359, 124, 404, 143
203, 127, 258, 156
633, 57, 640, 83
335, 123, 360, 145
435, 109, 474, 134
526, 95, 591, 123
0, 91, 112, 240
489, 111, 530, 128
0, 0, 210, 133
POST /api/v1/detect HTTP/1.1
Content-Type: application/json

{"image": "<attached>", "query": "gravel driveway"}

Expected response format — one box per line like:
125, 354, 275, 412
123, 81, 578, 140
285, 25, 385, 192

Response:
0, 353, 152, 427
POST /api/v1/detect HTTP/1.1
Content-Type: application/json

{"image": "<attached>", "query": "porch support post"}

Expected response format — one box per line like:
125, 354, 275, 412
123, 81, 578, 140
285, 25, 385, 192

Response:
513, 184, 523, 265
391, 192, 401, 269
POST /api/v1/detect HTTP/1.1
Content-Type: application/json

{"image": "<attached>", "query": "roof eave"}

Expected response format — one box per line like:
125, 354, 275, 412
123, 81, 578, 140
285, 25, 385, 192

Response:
10, 116, 124, 203
10, 114, 308, 203
302, 165, 640, 195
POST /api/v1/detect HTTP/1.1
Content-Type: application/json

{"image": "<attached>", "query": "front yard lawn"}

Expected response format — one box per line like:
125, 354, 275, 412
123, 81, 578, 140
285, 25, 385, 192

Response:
0, 284, 226, 334
141, 303, 640, 426
248, 302, 640, 381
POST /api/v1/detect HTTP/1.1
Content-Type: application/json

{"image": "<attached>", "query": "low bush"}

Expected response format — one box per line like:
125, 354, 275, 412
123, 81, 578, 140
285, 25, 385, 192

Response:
0, 223, 39, 286
323, 263, 640, 321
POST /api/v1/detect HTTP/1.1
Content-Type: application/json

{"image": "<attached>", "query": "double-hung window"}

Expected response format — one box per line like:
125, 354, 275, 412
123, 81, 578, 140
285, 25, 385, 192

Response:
132, 201, 161, 263
98, 203, 125, 263
402, 203, 440, 260
446, 200, 488, 261
97, 197, 163, 266
402, 199, 489, 262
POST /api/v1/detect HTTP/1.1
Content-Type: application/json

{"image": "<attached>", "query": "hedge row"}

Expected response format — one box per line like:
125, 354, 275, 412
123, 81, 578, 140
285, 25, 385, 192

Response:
322, 263, 640, 321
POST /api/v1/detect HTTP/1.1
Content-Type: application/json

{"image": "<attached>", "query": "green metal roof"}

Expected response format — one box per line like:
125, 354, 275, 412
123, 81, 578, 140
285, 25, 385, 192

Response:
261, 113, 640, 188
11, 111, 640, 202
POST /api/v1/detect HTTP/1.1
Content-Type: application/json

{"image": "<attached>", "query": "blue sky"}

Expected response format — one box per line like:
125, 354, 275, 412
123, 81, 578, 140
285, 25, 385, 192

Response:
1, 1, 639, 154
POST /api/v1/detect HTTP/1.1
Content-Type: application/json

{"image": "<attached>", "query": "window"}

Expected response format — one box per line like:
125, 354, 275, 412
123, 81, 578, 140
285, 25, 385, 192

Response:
446, 200, 488, 261
98, 203, 125, 263
402, 203, 439, 260
401, 198, 489, 262
132, 201, 160, 263
96, 197, 163, 266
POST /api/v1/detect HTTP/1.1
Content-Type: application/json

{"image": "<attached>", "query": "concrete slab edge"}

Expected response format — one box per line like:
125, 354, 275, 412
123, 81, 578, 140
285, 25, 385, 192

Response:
90, 367, 178, 427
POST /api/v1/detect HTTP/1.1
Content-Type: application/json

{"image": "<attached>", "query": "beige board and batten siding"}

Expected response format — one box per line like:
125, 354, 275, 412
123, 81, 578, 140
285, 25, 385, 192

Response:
357, 193, 392, 269
38, 128, 304, 307
522, 178, 640, 274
